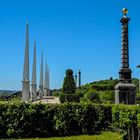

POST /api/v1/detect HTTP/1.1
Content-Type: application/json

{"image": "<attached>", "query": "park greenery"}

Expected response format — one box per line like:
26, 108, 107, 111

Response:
1, 69, 140, 139
0, 101, 140, 139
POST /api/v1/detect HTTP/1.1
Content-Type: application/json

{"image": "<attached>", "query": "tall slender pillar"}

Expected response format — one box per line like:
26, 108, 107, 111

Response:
75, 73, 77, 87
47, 65, 50, 96
44, 62, 50, 96
39, 50, 43, 99
22, 22, 30, 101
115, 8, 136, 104
78, 70, 81, 87
31, 41, 37, 101
44, 62, 48, 96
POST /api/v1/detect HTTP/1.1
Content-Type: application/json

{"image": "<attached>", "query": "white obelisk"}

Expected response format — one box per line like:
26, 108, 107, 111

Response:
22, 22, 30, 101
39, 50, 43, 99
47, 64, 50, 96
44, 62, 48, 96
31, 41, 37, 101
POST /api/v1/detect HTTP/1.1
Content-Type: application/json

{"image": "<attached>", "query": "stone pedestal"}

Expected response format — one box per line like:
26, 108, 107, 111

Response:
115, 83, 136, 104
22, 80, 30, 101
31, 83, 37, 101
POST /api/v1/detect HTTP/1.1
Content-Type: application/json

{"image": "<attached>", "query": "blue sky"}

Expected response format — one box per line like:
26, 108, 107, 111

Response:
0, 0, 140, 90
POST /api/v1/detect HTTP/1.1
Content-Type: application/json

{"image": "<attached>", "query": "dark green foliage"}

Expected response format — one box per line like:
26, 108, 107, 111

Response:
0, 102, 55, 138
62, 69, 76, 94
79, 104, 112, 134
1, 101, 140, 139
112, 105, 139, 140
85, 89, 99, 102
132, 78, 139, 91
59, 94, 81, 103
0, 102, 112, 138
52, 91, 61, 97
99, 90, 114, 103
76, 79, 119, 103
59, 94, 65, 103
88, 79, 118, 91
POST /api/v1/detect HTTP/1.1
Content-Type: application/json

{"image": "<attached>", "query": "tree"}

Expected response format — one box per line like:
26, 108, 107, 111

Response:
62, 69, 76, 94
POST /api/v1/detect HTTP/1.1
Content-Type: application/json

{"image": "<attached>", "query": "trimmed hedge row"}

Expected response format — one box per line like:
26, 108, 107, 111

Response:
1, 101, 140, 139
0, 102, 112, 138
112, 104, 140, 140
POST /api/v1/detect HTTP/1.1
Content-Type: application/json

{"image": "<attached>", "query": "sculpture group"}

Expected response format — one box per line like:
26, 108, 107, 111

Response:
22, 23, 50, 102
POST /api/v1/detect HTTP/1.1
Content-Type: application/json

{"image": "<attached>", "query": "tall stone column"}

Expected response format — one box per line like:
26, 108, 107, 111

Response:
115, 8, 136, 104
39, 50, 44, 99
75, 73, 77, 88
22, 22, 30, 101
44, 62, 49, 96
31, 41, 37, 101
78, 70, 81, 87
47, 64, 50, 96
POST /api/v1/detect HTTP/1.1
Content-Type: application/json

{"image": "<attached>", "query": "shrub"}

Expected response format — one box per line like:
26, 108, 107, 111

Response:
59, 93, 81, 103
99, 90, 114, 103
52, 91, 61, 97
0, 102, 112, 138
112, 104, 138, 140
85, 89, 99, 102
62, 69, 76, 94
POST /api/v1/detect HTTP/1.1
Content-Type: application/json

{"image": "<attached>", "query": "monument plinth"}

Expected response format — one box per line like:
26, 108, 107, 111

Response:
115, 8, 136, 104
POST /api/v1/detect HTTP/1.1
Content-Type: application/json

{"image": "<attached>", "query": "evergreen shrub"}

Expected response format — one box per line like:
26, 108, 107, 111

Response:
0, 102, 112, 138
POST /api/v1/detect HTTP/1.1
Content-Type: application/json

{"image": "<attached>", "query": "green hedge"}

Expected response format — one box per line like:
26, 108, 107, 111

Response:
1, 101, 140, 139
0, 102, 112, 138
112, 104, 140, 140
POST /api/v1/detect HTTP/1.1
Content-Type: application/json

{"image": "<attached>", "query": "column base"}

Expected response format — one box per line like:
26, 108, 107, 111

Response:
115, 82, 136, 104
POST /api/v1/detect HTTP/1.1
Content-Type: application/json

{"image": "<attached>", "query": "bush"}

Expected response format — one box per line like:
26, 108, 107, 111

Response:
0, 101, 112, 138
52, 91, 61, 97
99, 90, 114, 104
85, 89, 99, 102
59, 94, 65, 103
62, 69, 76, 94
112, 104, 138, 140
59, 93, 81, 103
1, 101, 140, 139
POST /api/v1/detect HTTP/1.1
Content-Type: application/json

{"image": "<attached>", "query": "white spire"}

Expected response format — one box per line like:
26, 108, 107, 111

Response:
47, 64, 50, 89
32, 41, 36, 84
22, 22, 30, 101
40, 50, 43, 86
39, 49, 44, 98
23, 22, 29, 80
44, 62, 50, 96
31, 41, 37, 101
44, 61, 49, 96
45, 62, 47, 87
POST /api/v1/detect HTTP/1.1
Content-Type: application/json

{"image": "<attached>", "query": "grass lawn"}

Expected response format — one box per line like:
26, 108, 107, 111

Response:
20, 131, 123, 140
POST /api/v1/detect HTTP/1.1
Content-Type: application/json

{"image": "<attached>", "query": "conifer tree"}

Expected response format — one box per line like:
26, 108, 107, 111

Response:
62, 69, 76, 94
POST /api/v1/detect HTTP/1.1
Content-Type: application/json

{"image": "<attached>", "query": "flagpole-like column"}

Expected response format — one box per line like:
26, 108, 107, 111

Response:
22, 22, 30, 101
31, 41, 37, 101
39, 50, 44, 99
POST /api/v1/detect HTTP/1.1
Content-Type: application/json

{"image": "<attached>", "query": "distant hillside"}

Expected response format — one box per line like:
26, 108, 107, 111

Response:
0, 90, 21, 100
75, 78, 139, 96
0, 90, 19, 94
